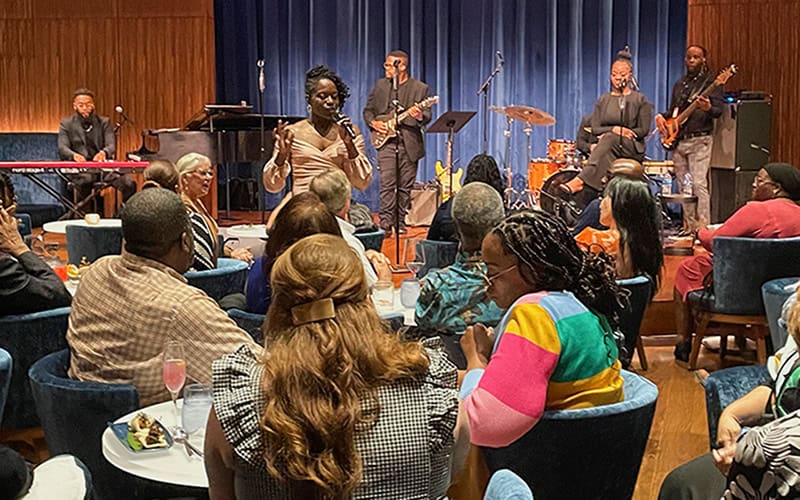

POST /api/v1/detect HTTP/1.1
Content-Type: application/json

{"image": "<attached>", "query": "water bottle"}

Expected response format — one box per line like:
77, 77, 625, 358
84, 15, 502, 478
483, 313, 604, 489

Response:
682, 173, 694, 196
661, 172, 672, 196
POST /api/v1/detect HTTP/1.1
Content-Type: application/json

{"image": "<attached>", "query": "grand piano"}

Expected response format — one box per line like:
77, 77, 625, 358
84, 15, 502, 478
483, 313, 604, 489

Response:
130, 104, 303, 217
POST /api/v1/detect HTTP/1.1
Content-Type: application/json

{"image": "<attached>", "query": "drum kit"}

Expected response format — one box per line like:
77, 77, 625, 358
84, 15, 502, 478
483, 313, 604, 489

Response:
490, 104, 583, 217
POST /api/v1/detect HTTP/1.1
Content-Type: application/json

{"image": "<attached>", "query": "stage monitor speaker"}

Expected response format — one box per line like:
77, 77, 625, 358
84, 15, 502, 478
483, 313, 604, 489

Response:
710, 96, 772, 171
711, 167, 756, 223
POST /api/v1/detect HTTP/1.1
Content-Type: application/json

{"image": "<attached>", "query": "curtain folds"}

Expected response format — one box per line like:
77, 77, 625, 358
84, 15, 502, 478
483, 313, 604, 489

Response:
215, 0, 687, 209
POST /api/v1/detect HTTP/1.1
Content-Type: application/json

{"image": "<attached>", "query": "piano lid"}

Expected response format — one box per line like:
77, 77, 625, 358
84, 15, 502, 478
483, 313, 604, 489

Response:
183, 103, 252, 130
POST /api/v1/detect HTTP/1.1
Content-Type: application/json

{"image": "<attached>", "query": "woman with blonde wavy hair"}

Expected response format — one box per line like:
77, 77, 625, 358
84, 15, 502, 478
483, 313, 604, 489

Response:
205, 234, 464, 499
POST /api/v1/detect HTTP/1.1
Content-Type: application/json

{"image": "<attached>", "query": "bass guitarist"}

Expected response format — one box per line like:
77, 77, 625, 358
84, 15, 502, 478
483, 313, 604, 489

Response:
363, 50, 432, 236
655, 45, 724, 227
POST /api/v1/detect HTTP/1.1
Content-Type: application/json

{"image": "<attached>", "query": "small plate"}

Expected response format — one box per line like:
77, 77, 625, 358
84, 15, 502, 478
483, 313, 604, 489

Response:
108, 419, 174, 453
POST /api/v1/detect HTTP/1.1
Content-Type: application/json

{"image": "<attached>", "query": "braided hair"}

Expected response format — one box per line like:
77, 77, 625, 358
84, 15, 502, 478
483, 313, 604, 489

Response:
491, 210, 626, 326
304, 65, 351, 108
0, 172, 16, 209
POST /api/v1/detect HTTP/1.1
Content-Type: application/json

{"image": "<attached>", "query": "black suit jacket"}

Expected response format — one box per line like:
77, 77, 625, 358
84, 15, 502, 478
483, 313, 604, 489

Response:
0, 252, 72, 316
58, 113, 116, 161
363, 77, 432, 162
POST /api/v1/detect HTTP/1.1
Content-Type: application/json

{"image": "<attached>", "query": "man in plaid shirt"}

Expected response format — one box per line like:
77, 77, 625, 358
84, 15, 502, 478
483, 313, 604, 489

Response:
67, 188, 261, 406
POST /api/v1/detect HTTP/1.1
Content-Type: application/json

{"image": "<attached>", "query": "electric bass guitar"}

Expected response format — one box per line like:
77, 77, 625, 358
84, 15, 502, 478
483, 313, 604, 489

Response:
660, 64, 737, 150
369, 95, 439, 149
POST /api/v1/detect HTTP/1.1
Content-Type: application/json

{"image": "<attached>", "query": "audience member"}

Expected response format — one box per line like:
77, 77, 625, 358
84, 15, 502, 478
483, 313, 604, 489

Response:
673, 162, 800, 363
309, 168, 392, 287
0, 173, 71, 315
206, 234, 467, 498
176, 153, 253, 271
415, 182, 504, 366
576, 173, 663, 288
659, 289, 800, 500
67, 189, 260, 406
142, 160, 179, 192
245, 192, 342, 314
428, 154, 505, 242
460, 210, 624, 447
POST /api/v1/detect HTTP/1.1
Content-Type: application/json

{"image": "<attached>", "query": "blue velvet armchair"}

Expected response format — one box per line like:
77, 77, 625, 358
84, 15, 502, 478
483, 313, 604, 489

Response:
0, 348, 11, 426
0, 306, 70, 430
687, 237, 800, 369
481, 370, 658, 500
185, 257, 248, 301
617, 275, 653, 370
354, 229, 385, 252
227, 308, 265, 344
65, 224, 123, 266
416, 239, 459, 277
704, 364, 772, 450
761, 277, 799, 353
28, 349, 206, 500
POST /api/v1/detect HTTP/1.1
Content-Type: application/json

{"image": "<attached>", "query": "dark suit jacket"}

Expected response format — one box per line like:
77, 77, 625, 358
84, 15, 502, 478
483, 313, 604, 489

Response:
58, 113, 116, 161
0, 252, 71, 316
363, 77, 432, 162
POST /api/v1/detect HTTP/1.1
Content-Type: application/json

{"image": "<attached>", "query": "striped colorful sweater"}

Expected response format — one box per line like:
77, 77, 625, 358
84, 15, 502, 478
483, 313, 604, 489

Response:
460, 291, 624, 448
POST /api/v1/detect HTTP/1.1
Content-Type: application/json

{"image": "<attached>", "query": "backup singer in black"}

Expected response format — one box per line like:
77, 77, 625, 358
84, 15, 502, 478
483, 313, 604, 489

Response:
563, 57, 653, 195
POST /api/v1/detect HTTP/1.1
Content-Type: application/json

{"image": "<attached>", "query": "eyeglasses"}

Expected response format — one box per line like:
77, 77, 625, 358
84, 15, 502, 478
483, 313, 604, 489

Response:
193, 170, 214, 178
753, 175, 776, 187
479, 264, 517, 287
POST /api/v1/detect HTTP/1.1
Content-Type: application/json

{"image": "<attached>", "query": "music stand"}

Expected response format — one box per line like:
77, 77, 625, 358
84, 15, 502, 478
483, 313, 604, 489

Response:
426, 111, 476, 198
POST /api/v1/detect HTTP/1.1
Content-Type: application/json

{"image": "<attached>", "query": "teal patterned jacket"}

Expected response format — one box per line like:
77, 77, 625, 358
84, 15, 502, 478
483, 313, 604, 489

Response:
414, 251, 504, 334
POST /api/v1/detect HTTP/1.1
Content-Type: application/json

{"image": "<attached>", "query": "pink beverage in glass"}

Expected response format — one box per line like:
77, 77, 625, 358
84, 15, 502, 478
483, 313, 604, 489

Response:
163, 359, 186, 394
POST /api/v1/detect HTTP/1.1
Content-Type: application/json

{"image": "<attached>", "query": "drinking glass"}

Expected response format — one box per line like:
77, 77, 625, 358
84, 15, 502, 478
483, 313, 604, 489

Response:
181, 384, 213, 436
162, 341, 187, 429
372, 280, 395, 310
404, 238, 425, 277
400, 278, 421, 309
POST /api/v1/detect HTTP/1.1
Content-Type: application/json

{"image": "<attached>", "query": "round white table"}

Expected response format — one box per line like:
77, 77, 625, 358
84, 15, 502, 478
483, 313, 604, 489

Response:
43, 218, 121, 234
222, 224, 268, 258
102, 400, 208, 488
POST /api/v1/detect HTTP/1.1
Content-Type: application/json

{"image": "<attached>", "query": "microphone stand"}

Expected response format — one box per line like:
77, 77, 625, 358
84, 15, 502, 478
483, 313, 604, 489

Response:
257, 59, 267, 223
477, 57, 503, 154
391, 64, 402, 265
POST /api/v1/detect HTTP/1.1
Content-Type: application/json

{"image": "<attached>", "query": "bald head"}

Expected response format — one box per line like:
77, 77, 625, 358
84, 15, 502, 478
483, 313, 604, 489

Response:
452, 182, 505, 252
120, 189, 192, 265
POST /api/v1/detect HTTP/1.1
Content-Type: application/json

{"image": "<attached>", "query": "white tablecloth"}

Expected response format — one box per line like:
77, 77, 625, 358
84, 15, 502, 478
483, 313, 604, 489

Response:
221, 224, 268, 258
43, 218, 121, 234
102, 400, 208, 488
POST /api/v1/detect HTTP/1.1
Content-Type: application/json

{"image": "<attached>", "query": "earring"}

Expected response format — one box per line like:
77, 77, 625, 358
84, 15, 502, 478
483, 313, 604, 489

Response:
306, 104, 312, 114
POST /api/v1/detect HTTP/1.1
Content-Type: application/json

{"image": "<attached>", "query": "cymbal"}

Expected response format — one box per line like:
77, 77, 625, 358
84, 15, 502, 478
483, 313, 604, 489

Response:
504, 105, 556, 126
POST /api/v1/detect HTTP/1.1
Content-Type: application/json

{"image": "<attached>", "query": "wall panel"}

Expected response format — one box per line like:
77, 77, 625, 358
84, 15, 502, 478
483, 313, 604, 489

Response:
688, 0, 800, 165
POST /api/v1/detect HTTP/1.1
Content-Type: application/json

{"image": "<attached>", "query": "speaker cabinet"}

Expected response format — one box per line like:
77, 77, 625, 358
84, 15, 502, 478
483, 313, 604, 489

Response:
711, 168, 756, 223
710, 97, 772, 171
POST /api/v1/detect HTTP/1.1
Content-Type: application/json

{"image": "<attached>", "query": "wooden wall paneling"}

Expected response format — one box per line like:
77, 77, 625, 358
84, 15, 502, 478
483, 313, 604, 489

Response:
31, 0, 116, 19
0, 0, 32, 19
688, 0, 800, 166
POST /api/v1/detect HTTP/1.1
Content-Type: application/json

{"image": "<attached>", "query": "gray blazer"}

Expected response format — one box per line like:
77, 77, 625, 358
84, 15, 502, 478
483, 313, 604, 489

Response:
363, 77, 432, 163
58, 114, 116, 161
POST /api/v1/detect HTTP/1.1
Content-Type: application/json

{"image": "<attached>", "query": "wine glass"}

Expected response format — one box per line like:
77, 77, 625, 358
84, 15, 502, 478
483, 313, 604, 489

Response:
162, 341, 187, 430
404, 238, 425, 277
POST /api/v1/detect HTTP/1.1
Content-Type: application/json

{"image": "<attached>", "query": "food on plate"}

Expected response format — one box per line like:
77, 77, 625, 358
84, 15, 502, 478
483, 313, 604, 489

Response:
126, 412, 168, 450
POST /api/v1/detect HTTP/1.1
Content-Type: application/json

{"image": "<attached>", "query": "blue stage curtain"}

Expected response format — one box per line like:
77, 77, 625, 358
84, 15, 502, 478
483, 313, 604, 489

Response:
215, 0, 687, 210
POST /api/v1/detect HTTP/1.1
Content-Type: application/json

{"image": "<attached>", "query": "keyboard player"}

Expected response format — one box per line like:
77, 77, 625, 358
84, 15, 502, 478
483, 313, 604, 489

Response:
58, 88, 136, 211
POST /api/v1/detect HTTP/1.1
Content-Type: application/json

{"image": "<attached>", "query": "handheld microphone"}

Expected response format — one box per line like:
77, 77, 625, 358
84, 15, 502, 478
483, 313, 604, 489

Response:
496, 50, 504, 67
393, 59, 400, 68
257, 59, 265, 93
332, 110, 357, 140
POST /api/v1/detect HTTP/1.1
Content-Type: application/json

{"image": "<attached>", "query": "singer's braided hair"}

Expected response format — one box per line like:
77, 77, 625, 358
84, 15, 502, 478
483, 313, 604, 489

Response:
491, 210, 626, 327
304, 65, 351, 108
0, 172, 16, 208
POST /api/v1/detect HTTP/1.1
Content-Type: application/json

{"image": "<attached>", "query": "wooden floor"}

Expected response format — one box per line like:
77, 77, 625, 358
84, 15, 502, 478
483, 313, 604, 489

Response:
14, 212, 726, 498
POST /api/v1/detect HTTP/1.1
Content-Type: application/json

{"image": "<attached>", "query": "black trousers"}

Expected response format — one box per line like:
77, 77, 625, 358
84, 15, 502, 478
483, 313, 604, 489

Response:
378, 140, 417, 231
578, 134, 644, 190
658, 453, 727, 500
69, 172, 137, 213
